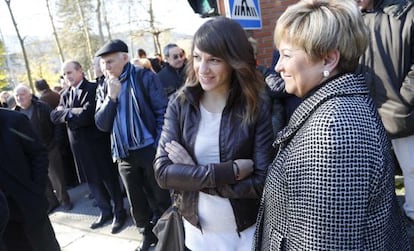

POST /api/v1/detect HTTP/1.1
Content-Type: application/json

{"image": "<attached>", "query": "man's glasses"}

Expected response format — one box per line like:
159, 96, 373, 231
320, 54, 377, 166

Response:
172, 53, 184, 60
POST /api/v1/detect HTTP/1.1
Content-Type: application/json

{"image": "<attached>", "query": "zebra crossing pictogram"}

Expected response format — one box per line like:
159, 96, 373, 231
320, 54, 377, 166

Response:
225, 0, 262, 29
231, 0, 260, 20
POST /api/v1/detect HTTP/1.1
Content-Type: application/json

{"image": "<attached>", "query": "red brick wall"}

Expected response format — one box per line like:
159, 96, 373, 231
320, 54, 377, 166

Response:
217, 0, 298, 67
251, 0, 299, 67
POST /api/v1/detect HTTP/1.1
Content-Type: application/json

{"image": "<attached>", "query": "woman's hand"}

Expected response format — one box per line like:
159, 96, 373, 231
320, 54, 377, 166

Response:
233, 159, 254, 180
165, 140, 195, 165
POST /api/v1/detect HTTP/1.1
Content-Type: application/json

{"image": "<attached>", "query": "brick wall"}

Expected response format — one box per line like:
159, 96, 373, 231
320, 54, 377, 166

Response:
250, 0, 298, 67
216, 0, 298, 67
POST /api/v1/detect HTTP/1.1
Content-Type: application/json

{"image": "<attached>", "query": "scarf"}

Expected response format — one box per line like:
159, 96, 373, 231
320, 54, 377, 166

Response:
111, 63, 144, 159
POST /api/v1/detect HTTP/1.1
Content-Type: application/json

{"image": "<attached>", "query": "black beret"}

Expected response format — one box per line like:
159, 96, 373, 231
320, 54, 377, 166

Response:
95, 39, 128, 57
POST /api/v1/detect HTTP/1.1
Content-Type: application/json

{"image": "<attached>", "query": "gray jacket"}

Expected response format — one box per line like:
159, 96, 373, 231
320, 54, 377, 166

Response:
356, 0, 414, 138
253, 74, 409, 250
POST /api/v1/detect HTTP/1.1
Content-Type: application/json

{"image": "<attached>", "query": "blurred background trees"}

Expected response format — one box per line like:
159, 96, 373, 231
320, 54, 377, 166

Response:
0, 0, 202, 92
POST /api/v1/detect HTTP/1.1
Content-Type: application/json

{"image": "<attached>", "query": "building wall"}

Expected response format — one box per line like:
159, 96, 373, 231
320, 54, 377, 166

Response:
250, 0, 298, 67
217, 0, 298, 68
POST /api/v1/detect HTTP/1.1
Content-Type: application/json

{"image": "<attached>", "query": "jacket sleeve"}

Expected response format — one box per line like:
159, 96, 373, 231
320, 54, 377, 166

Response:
400, 10, 414, 106
142, 71, 168, 146
154, 97, 224, 191
50, 85, 97, 130
206, 99, 275, 199
265, 73, 287, 98
154, 96, 275, 199
400, 56, 414, 106
67, 85, 97, 130
50, 91, 70, 124
95, 82, 118, 132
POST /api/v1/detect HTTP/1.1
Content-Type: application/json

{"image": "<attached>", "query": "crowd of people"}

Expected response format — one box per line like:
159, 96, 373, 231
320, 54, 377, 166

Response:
0, 0, 413, 250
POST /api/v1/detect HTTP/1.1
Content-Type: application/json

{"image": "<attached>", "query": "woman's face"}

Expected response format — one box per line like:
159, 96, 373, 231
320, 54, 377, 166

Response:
193, 46, 232, 94
275, 40, 325, 98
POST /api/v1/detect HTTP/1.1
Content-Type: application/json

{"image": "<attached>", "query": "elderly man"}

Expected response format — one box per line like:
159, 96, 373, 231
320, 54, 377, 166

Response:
50, 60, 126, 234
14, 84, 73, 213
35, 79, 79, 188
95, 39, 171, 251
157, 43, 186, 97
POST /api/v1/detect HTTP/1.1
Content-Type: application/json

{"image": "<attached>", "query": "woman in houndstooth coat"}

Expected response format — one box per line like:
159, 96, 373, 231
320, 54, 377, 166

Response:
253, 0, 410, 250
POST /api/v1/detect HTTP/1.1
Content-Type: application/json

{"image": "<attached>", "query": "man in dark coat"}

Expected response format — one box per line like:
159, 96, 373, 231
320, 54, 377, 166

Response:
95, 39, 171, 251
0, 108, 60, 251
35, 79, 79, 188
157, 43, 186, 97
34, 79, 60, 109
50, 60, 126, 234
14, 84, 73, 212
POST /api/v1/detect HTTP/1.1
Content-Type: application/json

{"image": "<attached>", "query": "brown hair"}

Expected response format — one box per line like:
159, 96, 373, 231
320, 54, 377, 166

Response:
183, 16, 265, 124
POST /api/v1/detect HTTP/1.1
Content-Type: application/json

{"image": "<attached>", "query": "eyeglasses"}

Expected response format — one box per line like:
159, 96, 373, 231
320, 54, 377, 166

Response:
172, 53, 184, 60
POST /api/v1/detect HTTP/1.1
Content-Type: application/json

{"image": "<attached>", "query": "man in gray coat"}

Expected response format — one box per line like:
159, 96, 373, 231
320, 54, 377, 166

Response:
356, 0, 414, 222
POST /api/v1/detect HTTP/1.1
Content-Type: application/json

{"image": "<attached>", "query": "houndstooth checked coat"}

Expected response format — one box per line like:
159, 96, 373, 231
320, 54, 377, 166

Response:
253, 73, 410, 250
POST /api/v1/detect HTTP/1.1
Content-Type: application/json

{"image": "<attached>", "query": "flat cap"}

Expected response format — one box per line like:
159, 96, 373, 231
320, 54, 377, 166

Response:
95, 39, 128, 57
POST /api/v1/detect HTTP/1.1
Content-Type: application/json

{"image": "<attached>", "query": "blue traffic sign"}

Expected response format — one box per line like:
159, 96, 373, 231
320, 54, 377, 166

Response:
225, 0, 262, 29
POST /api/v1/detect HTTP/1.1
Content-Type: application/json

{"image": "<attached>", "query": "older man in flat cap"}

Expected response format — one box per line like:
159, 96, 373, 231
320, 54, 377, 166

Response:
95, 39, 171, 251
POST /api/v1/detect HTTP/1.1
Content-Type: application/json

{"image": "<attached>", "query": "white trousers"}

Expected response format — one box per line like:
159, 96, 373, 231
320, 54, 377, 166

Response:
392, 134, 414, 219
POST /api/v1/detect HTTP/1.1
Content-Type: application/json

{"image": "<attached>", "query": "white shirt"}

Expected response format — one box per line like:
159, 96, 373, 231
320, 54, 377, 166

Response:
184, 104, 254, 251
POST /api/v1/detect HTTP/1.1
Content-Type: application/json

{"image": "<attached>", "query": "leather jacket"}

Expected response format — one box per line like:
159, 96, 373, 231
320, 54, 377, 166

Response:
154, 83, 275, 232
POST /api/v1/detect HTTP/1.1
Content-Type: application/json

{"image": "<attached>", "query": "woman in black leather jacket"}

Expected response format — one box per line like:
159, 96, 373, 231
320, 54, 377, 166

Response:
154, 17, 275, 251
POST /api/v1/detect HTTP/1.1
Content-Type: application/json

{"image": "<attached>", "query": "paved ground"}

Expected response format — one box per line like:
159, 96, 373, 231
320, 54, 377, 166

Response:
49, 183, 153, 251
50, 178, 414, 251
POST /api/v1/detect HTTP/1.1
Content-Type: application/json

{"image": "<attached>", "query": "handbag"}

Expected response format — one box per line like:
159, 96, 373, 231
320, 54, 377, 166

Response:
153, 192, 185, 251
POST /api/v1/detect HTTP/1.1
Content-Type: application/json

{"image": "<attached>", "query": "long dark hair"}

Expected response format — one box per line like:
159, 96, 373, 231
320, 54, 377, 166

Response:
183, 16, 265, 124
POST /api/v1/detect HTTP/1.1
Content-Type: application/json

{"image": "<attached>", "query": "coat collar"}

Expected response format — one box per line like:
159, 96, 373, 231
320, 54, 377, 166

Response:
371, 0, 413, 19
275, 73, 369, 146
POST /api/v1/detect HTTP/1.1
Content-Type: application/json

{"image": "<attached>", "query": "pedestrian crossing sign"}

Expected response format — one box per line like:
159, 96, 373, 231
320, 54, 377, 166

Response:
225, 0, 262, 29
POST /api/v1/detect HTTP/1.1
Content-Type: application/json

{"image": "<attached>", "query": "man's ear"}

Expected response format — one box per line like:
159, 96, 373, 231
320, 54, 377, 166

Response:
122, 53, 129, 61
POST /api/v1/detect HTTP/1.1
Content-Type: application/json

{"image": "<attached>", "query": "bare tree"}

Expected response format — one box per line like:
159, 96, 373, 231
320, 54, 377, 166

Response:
138, 0, 172, 54
46, 0, 65, 64
4, 0, 34, 92
102, 0, 112, 40
96, 0, 105, 45
148, 0, 161, 54
75, 0, 94, 62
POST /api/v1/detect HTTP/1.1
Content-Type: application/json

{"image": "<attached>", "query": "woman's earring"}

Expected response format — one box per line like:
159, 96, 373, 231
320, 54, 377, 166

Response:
323, 70, 330, 78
